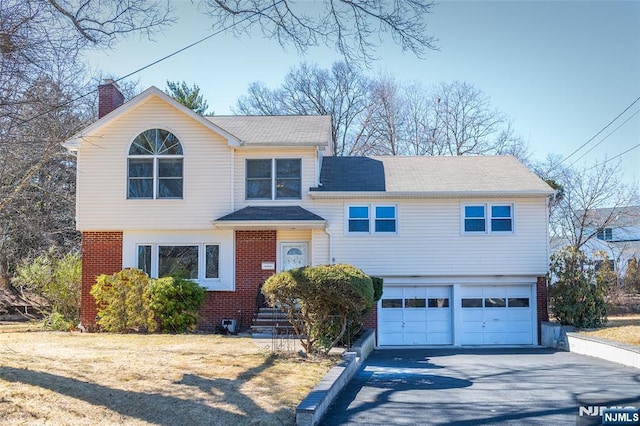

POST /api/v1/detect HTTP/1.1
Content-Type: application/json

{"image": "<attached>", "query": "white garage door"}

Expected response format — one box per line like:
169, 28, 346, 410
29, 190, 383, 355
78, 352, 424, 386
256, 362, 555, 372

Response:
460, 285, 533, 345
378, 286, 452, 346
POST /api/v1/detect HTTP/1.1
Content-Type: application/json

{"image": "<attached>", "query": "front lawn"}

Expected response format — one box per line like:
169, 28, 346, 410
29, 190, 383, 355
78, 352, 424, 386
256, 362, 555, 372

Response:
0, 329, 336, 425
579, 314, 640, 347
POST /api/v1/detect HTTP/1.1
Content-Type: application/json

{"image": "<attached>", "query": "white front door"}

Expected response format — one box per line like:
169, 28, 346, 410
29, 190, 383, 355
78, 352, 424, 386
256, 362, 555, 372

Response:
281, 243, 308, 271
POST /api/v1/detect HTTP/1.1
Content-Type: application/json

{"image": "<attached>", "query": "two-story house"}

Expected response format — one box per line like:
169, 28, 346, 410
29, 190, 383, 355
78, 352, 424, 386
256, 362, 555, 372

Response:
63, 82, 554, 346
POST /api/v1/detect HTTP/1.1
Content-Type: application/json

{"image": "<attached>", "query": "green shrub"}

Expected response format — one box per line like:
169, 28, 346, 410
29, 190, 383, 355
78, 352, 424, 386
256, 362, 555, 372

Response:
370, 276, 384, 304
44, 310, 74, 331
262, 263, 374, 354
549, 247, 607, 328
12, 248, 81, 326
149, 276, 205, 333
91, 268, 157, 333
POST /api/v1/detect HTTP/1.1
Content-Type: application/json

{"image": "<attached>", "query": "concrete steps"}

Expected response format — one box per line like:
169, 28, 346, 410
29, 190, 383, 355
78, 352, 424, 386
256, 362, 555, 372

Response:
251, 307, 297, 335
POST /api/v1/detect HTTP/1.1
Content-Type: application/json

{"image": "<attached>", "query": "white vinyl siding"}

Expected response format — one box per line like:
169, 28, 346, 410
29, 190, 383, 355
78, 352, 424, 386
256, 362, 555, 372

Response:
75, 97, 233, 230
311, 198, 549, 277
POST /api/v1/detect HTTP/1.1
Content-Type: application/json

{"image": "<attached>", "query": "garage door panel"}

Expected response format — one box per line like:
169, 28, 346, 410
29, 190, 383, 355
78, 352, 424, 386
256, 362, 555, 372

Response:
484, 320, 508, 332
404, 309, 426, 322
507, 309, 531, 321
378, 286, 452, 346
460, 285, 534, 346
428, 309, 451, 322
508, 320, 532, 332
380, 309, 403, 322
461, 309, 483, 322
484, 332, 508, 345
404, 332, 427, 345
429, 321, 452, 333
428, 332, 453, 345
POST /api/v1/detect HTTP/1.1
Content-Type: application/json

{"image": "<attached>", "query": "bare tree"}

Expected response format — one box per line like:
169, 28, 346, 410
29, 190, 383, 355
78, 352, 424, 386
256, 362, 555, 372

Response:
0, 1, 171, 286
200, 0, 438, 65
354, 75, 406, 155
235, 63, 531, 160
535, 157, 639, 250
235, 61, 370, 155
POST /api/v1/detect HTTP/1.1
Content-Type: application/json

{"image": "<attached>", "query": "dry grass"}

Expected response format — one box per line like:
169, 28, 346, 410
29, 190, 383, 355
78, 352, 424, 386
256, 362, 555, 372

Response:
0, 330, 337, 425
579, 315, 640, 347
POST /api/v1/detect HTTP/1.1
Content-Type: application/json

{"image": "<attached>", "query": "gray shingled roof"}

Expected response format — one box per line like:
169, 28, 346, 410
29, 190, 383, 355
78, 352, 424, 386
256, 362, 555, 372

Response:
216, 206, 325, 222
206, 115, 332, 147
312, 155, 554, 195
312, 157, 386, 191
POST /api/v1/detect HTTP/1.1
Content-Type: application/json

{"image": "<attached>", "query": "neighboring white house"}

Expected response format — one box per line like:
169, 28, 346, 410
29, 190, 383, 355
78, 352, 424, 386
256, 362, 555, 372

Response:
63, 82, 554, 346
580, 206, 640, 274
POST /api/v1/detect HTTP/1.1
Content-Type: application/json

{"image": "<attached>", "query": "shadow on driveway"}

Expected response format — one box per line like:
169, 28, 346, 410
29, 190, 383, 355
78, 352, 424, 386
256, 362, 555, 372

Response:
321, 347, 640, 425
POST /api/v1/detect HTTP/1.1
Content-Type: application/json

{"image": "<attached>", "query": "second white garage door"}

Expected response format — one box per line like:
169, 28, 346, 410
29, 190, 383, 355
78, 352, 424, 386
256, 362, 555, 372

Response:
459, 285, 533, 345
378, 286, 452, 346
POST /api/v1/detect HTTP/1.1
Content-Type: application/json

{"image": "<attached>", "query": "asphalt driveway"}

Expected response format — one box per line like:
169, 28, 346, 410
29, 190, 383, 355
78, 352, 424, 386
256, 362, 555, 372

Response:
320, 348, 640, 425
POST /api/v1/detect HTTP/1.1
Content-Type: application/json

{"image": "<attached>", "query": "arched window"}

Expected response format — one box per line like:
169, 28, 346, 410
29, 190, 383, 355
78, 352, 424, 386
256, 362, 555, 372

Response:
127, 129, 183, 199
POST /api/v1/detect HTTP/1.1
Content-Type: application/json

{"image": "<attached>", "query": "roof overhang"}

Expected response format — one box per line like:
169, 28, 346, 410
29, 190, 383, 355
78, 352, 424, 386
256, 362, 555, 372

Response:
213, 205, 327, 230
309, 190, 555, 199
212, 219, 327, 230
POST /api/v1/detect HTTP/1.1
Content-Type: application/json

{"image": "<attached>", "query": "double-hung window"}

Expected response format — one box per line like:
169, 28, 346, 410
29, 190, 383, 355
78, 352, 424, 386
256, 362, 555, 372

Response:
596, 228, 613, 241
246, 159, 301, 200
347, 205, 397, 235
127, 129, 183, 199
463, 204, 514, 233
137, 244, 219, 281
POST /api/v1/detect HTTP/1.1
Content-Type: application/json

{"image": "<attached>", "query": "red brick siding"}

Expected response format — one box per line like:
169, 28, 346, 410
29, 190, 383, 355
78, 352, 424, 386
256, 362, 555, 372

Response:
536, 276, 549, 344
199, 230, 276, 331
80, 232, 123, 327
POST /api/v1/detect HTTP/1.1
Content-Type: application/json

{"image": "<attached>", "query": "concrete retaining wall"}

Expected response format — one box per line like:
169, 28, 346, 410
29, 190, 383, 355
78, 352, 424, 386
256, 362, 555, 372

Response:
541, 321, 575, 350
566, 333, 640, 369
296, 329, 376, 426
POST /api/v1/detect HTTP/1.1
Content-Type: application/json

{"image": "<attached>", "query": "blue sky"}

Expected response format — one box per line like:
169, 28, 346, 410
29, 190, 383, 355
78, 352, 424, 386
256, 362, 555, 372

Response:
84, 1, 640, 183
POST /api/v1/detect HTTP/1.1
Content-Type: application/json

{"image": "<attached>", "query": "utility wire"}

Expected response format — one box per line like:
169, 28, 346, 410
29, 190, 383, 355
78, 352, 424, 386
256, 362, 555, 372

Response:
8, 0, 284, 127
584, 141, 640, 172
568, 107, 640, 168
559, 95, 640, 164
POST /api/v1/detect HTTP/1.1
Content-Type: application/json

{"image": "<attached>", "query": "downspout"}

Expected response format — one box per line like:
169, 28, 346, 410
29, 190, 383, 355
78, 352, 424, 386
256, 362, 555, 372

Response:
325, 225, 334, 264
230, 149, 235, 212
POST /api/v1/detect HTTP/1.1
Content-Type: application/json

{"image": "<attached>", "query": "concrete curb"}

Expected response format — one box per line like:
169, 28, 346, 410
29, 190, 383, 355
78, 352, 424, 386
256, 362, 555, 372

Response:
566, 332, 640, 369
296, 329, 376, 426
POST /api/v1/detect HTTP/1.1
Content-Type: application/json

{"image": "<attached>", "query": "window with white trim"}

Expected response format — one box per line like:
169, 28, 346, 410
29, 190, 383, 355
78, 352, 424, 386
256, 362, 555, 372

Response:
137, 244, 219, 281
127, 129, 183, 199
463, 204, 513, 233
596, 227, 613, 241
347, 205, 397, 234
246, 159, 301, 200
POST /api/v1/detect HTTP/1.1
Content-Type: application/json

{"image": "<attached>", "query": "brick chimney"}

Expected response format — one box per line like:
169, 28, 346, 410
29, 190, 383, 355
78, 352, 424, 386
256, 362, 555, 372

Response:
98, 79, 124, 118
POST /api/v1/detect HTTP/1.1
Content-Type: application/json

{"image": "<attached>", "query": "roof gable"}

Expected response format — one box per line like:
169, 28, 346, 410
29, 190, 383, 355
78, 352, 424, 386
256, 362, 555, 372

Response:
63, 86, 241, 150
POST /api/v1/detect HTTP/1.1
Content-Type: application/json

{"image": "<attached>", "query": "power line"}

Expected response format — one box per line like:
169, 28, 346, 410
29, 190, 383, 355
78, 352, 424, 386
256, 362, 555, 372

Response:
568, 107, 640, 168
8, 0, 284, 127
559, 95, 640, 164
584, 141, 640, 172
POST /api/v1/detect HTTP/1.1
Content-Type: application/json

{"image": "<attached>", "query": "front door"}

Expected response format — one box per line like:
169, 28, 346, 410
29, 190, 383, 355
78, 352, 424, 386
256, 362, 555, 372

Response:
281, 243, 308, 271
